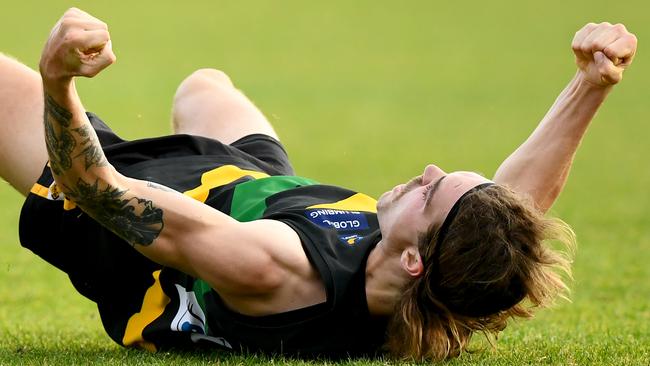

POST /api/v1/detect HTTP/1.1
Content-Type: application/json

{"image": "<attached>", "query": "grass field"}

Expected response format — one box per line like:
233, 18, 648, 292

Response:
1, 1, 649, 365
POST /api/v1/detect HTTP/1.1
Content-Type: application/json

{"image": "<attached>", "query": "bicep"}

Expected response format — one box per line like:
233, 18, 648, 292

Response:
103, 173, 305, 296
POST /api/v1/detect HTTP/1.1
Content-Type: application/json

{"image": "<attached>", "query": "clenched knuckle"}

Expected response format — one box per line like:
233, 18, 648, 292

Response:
63, 32, 80, 44
593, 41, 608, 51
578, 23, 594, 34
60, 18, 75, 30
628, 34, 638, 46
603, 45, 614, 55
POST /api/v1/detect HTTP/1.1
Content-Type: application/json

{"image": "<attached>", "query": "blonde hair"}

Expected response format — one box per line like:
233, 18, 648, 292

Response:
386, 184, 575, 361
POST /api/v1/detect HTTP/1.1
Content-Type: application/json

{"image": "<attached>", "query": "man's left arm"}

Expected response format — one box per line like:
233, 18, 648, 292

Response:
493, 23, 637, 213
38, 9, 316, 305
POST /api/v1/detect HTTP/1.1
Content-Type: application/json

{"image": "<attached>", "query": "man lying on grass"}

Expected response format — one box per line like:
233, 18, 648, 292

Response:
1, 8, 637, 362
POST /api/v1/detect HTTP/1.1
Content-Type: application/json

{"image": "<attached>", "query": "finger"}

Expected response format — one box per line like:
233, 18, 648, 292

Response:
62, 8, 108, 30
78, 42, 116, 78
572, 23, 598, 59
594, 51, 622, 84
61, 17, 109, 31
70, 29, 111, 54
88, 39, 115, 62
588, 27, 620, 53
65, 7, 86, 16
580, 22, 612, 60
603, 34, 638, 66
587, 29, 622, 66
103, 40, 117, 64
572, 23, 599, 48
78, 19, 109, 31
65, 7, 102, 23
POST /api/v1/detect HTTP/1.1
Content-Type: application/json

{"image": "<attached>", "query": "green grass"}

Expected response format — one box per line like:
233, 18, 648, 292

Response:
1, 0, 649, 364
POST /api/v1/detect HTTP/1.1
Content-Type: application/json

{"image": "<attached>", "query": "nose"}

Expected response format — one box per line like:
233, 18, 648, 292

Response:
422, 164, 446, 185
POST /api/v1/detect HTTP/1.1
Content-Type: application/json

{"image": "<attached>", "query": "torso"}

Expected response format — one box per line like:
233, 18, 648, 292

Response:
22, 118, 389, 356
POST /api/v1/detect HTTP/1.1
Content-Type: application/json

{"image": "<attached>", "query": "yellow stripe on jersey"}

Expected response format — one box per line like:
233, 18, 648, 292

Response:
30, 183, 50, 198
122, 164, 268, 349
307, 193, 377, 213
63, 199, 77, 211
29, 182, 78, 210
122, 270, 170, 352
183, 165, 269, 203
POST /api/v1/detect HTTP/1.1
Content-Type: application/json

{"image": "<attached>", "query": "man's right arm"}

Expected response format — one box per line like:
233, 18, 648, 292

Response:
493, 23, 637, 212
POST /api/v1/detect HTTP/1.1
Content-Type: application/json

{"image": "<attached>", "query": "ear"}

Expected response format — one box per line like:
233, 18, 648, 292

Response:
400, 247, 424, 277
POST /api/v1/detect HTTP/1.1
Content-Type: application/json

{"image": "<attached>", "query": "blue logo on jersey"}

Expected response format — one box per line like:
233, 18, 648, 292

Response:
305, 209, 369, 231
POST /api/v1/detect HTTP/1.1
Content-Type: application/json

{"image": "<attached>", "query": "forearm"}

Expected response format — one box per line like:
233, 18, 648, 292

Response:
43, 80, 242, 279
43, 79, 166, 248
43, 80, 112, 189
41, 88, 273, 289
493, 71, 611, 212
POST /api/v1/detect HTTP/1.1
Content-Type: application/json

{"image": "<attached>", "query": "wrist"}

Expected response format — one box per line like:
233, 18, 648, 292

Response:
574, 70, 614, 93
41, 77, 83, 118
42, 75, 74, 93
556, 70, 612, 116
39, 59, 74, 94
41, 75, 76, 102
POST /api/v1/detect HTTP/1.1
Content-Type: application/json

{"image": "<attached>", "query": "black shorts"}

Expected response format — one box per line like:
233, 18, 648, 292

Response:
88, 112, 294, 177
19, 112, 294, 309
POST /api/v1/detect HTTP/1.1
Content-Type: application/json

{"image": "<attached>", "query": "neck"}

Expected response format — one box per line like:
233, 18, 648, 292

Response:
365, 239, 411, 316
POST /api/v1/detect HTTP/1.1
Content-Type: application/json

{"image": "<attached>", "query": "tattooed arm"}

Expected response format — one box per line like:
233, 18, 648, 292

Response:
38, 9, 318, 312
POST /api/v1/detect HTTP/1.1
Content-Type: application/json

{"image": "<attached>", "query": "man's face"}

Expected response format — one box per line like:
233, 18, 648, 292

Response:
376, 164, 492, 245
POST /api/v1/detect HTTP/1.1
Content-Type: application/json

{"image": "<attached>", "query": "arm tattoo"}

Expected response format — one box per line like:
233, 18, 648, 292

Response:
64, 178, 164, 246
72, 125, 108, 170
45, 93, 72, 127
43, 92, 164, 247
44, 94, 107, 173
44, 94, 75, 175
147, 181, 175, 193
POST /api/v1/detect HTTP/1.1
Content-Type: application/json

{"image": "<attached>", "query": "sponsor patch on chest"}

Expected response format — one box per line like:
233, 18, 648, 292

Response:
339, 234, 364, 245
305, 209, 369, 230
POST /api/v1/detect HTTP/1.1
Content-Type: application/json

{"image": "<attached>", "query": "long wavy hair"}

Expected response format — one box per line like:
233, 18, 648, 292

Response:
386, 184, 575, 361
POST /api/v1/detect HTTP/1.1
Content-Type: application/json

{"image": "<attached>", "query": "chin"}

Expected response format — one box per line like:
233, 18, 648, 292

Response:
377, 191, 390, 210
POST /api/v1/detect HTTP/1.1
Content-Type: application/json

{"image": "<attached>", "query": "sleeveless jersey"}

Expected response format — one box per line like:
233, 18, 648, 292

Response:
19, 113, 388, 358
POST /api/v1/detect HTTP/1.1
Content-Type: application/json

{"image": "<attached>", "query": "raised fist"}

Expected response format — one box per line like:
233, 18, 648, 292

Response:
39, 8, 116, 84
572, 22, 637, 87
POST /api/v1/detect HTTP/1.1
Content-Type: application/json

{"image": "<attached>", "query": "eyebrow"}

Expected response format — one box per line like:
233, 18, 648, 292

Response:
425, 175, 447, 208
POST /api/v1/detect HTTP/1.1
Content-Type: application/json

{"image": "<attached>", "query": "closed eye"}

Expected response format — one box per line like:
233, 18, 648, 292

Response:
422, 185, 433, 200
424, 175, 446, 207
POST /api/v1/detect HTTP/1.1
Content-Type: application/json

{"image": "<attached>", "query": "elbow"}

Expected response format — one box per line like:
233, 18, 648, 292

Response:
536, 184, 563, 213
57, 164, 122, 200
239, 256, 286, 294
